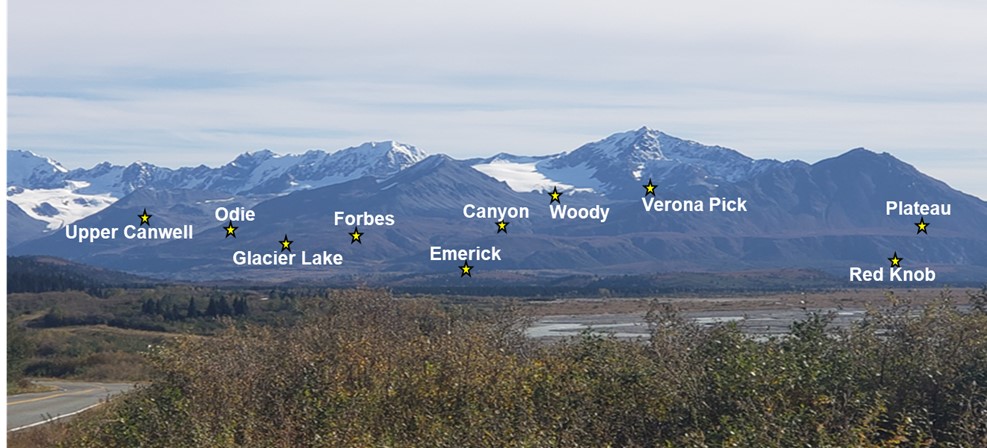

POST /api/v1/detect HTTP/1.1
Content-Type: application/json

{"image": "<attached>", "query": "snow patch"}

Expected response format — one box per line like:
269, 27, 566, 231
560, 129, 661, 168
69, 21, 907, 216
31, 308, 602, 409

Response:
7, 186, 116, 230
201, 197, 235, 204
538, 161, 603, 192
631, 164, 644, 181
472, 159, 598, 193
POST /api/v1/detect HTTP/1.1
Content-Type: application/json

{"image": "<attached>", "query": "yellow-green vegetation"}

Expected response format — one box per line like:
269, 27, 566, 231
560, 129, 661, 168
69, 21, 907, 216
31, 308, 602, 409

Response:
20, 325, 173, 381
8, 420, 76, 448
6, 379, 58, 395
57, 288, 987, 447
6, 285, 301, 384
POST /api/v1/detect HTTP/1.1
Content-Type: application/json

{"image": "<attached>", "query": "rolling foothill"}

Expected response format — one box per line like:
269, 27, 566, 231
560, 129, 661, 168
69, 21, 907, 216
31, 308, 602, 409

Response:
848, 201, 950, 283
64, 208, 193, 243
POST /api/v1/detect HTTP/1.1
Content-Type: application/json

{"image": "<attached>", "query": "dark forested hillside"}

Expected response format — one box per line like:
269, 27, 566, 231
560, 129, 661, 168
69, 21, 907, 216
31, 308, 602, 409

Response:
7, 256, 153, 293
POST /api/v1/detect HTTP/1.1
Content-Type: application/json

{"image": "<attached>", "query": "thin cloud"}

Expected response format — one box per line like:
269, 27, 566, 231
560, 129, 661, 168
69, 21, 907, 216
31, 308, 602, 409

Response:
8, 0, 987, 198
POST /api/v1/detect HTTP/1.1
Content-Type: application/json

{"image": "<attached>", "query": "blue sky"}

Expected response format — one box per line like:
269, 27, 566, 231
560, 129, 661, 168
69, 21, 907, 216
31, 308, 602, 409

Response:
8, 0, 987, 198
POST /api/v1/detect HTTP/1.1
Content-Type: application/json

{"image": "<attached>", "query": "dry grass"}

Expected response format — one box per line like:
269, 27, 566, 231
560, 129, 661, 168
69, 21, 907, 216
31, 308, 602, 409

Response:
21, 325, 175, 382
6, 378, 59, 395
8, 421, 75, 448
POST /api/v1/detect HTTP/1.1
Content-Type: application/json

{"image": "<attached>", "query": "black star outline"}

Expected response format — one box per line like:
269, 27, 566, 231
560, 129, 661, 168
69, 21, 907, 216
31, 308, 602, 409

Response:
224, 220, 238, 238
138, 208, 152, 226
643, 178, 657, 196
548, 186, 563, 204
460, 261, 473, 277
888, 251, 902, 267
915, 217, 929, 235
349, 227, 363, 244
496, 220, 509, 234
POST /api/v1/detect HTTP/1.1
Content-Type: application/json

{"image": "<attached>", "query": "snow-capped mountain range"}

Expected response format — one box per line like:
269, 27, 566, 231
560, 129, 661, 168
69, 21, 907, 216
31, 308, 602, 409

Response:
9, 126, 987, 281
7, 141, 427, 233
472, 127, 779, 195
9, 128, 775, 233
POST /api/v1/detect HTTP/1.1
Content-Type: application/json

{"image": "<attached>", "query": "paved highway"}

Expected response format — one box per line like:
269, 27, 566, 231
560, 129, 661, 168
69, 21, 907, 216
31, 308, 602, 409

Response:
7, 380, 134, 432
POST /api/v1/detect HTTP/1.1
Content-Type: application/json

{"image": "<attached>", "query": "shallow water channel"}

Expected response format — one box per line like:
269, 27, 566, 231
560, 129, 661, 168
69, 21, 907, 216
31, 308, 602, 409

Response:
526, 308, 868, 340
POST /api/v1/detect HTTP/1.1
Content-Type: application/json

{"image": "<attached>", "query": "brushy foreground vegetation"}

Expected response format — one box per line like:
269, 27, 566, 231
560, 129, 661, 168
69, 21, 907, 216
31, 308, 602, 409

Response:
59, 289, 987, 447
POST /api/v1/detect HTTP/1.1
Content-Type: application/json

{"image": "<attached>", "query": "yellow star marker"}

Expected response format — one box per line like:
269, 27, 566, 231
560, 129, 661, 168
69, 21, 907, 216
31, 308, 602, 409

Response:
915, 217, 929, 235
888, 251, 902, 267
548, 186, 563, 204
138, 208, 152, 226
496, 220, 508, 234
643, 178, 657, 196
460, 261, 473, 277
349, 227, 363, 244
224, 220, 238, 238
280, 234, 293, 252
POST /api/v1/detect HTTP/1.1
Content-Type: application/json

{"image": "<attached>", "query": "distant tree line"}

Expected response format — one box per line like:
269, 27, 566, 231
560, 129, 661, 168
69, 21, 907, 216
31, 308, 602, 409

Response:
8, 267, 105, 295
141, 297, 249, 320
7, 256, 148, 295
32, 306, 169, 332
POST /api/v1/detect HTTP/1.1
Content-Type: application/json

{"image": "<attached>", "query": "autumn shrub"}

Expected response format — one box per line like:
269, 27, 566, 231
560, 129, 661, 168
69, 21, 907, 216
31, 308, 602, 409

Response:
62, 288, 987, 447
